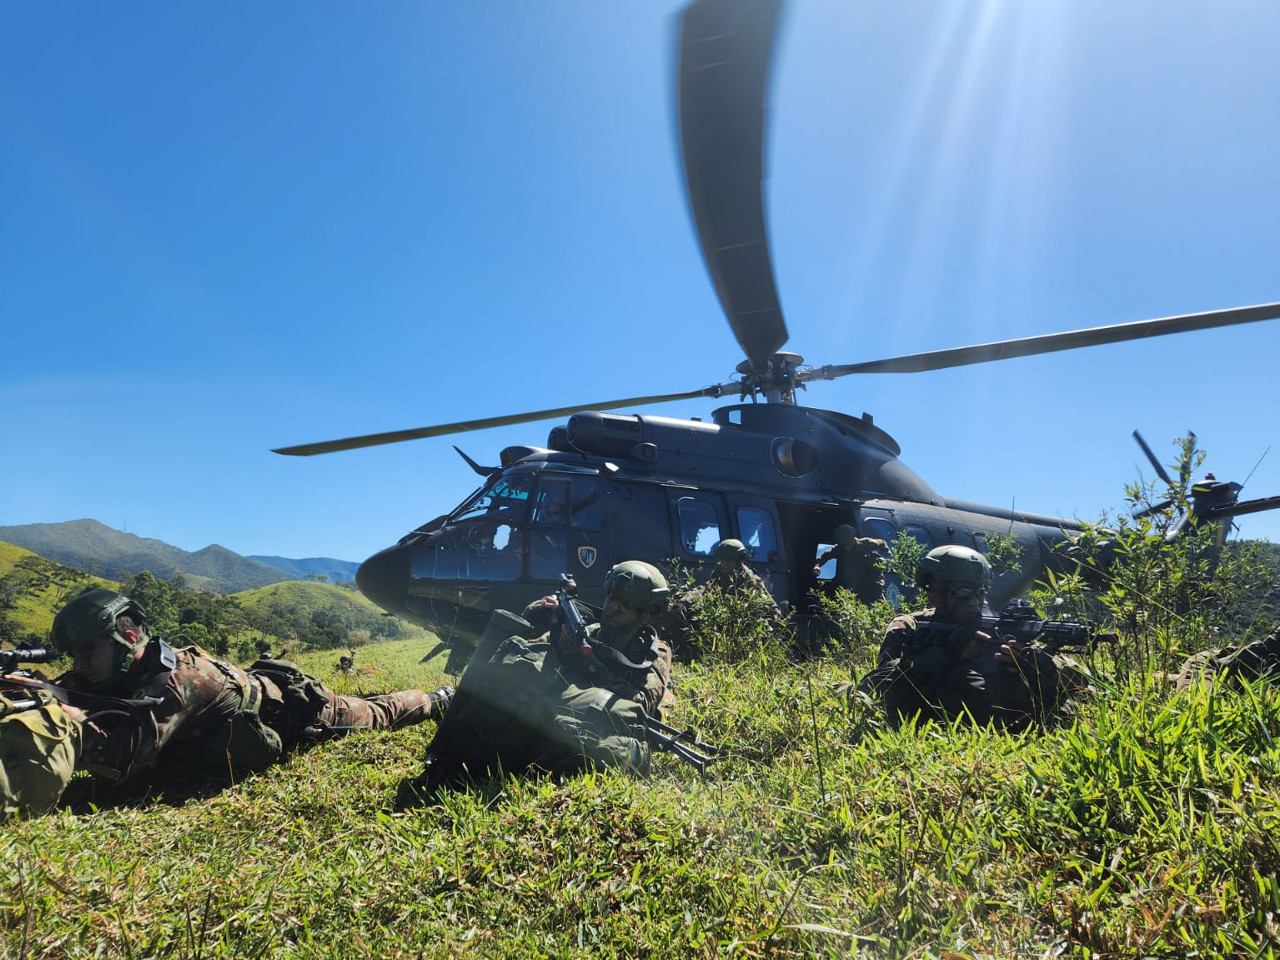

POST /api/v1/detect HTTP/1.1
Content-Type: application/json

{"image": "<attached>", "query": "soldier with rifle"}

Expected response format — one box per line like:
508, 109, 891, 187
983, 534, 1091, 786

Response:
403, 560, 716, 801
0, 646, 81, 820
858, 546, 1070, 732
47, 589, 454, 785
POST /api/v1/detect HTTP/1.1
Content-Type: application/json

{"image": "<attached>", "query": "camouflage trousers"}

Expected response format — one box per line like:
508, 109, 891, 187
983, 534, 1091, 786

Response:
318, 689, 440, 731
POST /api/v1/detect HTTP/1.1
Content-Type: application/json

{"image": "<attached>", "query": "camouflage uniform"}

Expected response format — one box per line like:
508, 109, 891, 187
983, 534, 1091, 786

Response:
412, 607, 673, 790
1175, 626, 1280, 691
815, 537, 888, 606
859, 608, 1065, 732
65, 641, 445, 783
703, 562, 781, 616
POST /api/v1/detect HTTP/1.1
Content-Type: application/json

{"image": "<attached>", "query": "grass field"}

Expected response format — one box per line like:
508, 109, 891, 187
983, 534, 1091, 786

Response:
4, 626, 1279, 958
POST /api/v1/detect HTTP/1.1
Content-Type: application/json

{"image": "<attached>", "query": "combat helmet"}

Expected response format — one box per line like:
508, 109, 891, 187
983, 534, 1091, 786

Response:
832, 524, 858, 548
915, 545, 992, 592
603, 561, 671, 615
713, 539, 748, 562
49, 589, 149, 680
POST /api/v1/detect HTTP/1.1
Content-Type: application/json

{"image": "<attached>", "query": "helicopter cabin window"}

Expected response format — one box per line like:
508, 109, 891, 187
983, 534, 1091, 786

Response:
735, 506, 778, 563
677, 497, 722, 556
863, 518, 896, 545
902, 524, 933, 550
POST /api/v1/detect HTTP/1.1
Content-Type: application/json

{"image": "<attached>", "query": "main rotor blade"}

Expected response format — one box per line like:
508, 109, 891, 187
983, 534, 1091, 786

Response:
1132, 497, 1175, 519
1206, 495, 1280, 521
678, 0, 788, 372
1132, 430, 1175, 488
272, 384, 737, 456
803, 302, 1280, 378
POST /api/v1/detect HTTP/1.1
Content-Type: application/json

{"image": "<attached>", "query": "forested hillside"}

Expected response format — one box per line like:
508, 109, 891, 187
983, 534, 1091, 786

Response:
0, 542, 116, 645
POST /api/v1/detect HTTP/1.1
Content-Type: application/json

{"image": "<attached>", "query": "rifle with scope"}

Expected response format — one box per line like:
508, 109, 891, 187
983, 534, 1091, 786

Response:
0, 647, 55, 716
551, 573, 720, 773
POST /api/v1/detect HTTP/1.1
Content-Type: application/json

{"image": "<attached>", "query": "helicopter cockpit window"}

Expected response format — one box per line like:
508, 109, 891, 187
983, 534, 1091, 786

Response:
677, 497, 722, 556
411, 522, 524, 582
736, 506, 779, 563
532, 478, 570, 526
452, 471, 533, 525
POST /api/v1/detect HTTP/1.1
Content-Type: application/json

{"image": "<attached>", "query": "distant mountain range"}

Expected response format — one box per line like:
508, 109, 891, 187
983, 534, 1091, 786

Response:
248, 555, 361, 583
0, 519, 358, 594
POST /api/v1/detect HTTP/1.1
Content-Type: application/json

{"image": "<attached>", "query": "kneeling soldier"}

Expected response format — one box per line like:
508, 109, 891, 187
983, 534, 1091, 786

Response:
859, 546, 1066, 732
406, 560, 674, 796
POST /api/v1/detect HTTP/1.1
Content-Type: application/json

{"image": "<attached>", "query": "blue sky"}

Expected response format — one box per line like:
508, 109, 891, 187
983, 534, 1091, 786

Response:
3, 1, 1279, 564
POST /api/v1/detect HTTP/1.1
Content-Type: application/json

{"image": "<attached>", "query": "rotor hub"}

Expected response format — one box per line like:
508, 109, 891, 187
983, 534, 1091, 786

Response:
736, 352, 806, 404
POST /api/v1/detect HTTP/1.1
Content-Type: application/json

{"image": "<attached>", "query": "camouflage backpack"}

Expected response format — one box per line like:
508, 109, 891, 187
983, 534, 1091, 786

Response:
0, 693, 81, 820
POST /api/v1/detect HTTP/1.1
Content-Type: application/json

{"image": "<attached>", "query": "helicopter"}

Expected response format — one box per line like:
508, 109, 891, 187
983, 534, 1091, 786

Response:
274, 0, 1280, 656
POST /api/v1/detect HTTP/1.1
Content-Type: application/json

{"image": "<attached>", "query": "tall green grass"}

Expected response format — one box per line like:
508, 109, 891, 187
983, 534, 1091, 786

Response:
4, 626, 1279, 958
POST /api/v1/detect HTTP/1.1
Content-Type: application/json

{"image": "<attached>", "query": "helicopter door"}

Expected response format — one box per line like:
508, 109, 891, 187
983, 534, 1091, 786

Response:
604, 482, 675, 573
529, 474, 608, 587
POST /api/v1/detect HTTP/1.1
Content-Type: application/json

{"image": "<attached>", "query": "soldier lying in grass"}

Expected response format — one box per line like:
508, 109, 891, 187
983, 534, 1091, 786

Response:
49, 589, 452, 784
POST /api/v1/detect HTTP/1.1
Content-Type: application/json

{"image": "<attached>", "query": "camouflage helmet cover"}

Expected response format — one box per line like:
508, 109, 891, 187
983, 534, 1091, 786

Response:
833, 524, 858, 548
713, 539, 748, 561
916, 545, 992, 591
49, 589, 147, 657
603, 560, 671, 614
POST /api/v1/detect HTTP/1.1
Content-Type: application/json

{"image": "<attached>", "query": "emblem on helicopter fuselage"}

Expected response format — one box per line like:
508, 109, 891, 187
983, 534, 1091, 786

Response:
577, 546, 598, 568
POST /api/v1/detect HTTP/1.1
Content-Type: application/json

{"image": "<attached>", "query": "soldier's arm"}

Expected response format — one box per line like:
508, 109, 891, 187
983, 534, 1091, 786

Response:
633, 638, 673, 717
78, 676, 204, 781
877, 616, 916, 667
78, 710, 159, 782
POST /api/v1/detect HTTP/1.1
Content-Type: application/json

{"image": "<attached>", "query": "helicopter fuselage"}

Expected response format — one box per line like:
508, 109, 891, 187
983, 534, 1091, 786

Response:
355, 403, 1087, 648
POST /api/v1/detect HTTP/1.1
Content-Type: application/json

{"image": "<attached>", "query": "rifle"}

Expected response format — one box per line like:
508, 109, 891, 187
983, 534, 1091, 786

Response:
0, 646, 50, 674
984, 600, 1118, 654
552, 573, 721, 772
910, 604, 1117, 654
0, 645, 166, 722
0, 647, 54, 716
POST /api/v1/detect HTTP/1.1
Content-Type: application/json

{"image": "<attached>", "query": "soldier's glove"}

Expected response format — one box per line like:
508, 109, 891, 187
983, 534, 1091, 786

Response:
428, 685, 456, 722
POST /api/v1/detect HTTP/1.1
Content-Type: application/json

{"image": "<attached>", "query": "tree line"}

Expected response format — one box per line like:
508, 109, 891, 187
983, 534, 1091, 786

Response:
0, 556, 412, 663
